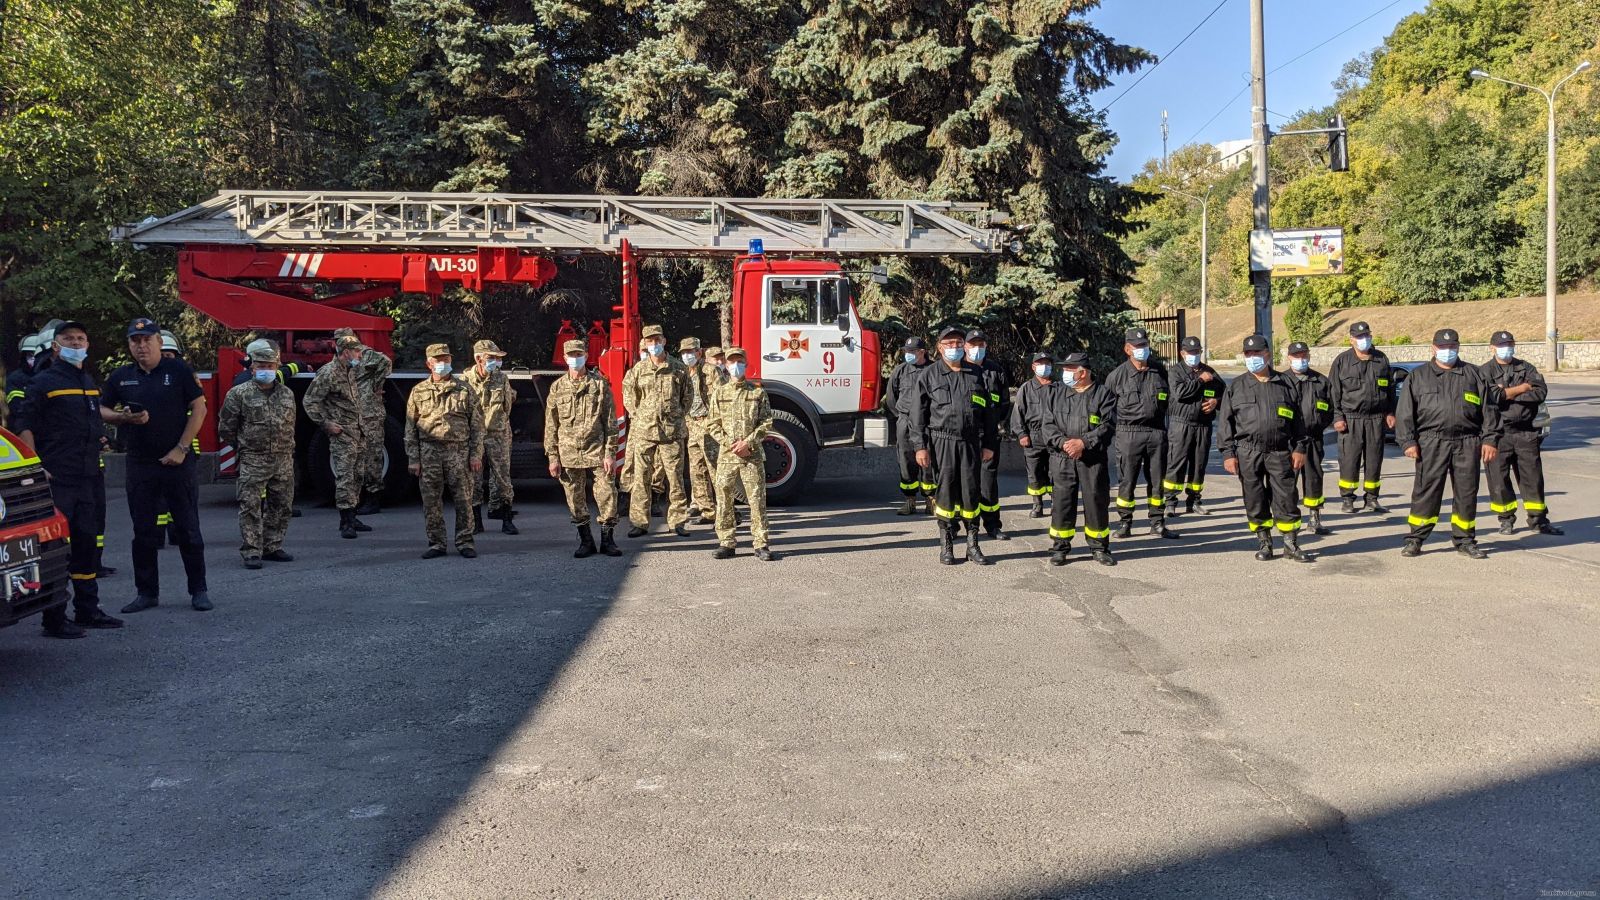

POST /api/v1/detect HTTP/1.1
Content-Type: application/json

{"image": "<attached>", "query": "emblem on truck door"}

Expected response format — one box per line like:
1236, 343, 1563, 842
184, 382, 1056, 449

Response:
779, 331, 810, 359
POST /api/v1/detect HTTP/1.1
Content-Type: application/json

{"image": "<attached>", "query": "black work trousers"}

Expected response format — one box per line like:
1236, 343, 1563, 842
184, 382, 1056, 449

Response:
1486, 428, 1548, 527
1299, 432, 1328, 509
1406, 432, 1481, 544
930, 435, 982, 532
1337, 415, 1386, 501
40, 474, 106, 626
979, 447, 1002, 528
1115, 427, 1167, 525
127, 457, 208, 598
1163, 421, 1210, 503
896, 418, 936, 497
1236, 441, 1301, 534
1023, 444, 1052, 498
1048, 451, 1110, 550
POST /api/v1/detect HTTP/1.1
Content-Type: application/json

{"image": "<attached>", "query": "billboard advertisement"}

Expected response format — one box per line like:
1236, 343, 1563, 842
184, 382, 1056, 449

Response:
1250, 227, 1345, 277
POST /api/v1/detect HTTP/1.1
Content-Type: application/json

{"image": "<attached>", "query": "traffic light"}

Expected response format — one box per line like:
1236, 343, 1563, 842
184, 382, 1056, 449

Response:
1327, 114, 1349, 172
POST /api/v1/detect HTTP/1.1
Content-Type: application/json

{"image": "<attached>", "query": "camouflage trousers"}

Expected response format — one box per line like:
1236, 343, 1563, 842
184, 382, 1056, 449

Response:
360, 414, 386, 496
686, 417, 715, 516
237, 451, 294, 559
629, 434, 687, 529
329, 430, 366, 510
479, 431, 514, 510
418, 442, 474, 551
561, 466, 619, 527
716, 451, 769, 549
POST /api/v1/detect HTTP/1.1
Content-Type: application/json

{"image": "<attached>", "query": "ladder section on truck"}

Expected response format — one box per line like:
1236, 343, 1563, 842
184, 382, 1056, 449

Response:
113, 192, 1009, 256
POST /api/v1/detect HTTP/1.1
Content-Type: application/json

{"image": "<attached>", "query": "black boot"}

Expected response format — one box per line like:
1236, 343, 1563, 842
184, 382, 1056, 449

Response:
924, 496, 935, 516
1497, 518, 1515, 535
1153, 520, 1180, 539
1092, 548, 1117, 566
351, 516, 372, 533
599, 527, 623, 556
1255, 530, 1274, 561
898, 496, 917, 516
1029, 496, 1044, 519
1190, 497, 1211, 516
1115, 517, 1135, 539
1311, 509, 1331, 535
1341, 496, 1357, 514
500, 508, 519, 535
355, 492, 381, 515
473, 504, 486, 534
1456, 540, 1488, 560
938, 522, 957, 565
1401, 539, 1422, 557
1049, 540, 1068, 567
339, 508, 357, 539
966, 524, 991, 566
1283, 530, 1311, 563
574, 524, 597, 559
1534, 521, 1565, 536
1363, 495, 1388, 515
986, 519, 1009, 541
1163, 493, 1180, 517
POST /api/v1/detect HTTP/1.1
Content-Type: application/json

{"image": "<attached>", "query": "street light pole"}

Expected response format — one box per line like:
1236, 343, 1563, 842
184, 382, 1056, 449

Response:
1162, 184, 1215, 358
1249, 0, 1273, 345
1470, 61, 1593, 370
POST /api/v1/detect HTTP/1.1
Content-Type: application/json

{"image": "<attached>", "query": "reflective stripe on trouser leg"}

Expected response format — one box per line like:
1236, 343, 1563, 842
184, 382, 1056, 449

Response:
1050, 450, 1111, 550
931, 435, 982, 524
978, 447, 1001, 526
1446, 433, 1480, 542
1116, 428, 1165, 523
1489, 429, 1547, 525
1337, 416, 1383, 498
1299, 436, 1326, 508
53, 478, 102, 615
1237, 443, 1299, 538
1164, 421, 1209, 501
1023, 444, 1053, 497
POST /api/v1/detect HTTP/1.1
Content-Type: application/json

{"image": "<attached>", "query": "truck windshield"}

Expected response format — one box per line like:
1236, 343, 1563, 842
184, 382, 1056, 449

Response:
768, 278, 845, 326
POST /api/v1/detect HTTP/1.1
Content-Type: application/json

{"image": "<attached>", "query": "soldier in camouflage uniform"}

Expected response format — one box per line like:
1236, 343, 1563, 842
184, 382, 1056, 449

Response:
707, 348, 774, 560
332, 327, 393, 516
624, 325, 692, 537
218, 343, 298, 569
465, 338, 519, 534
406, 343, 485, 558
304, 334, 371, 539
545, 339, 623, 558
681, 336, 726, 524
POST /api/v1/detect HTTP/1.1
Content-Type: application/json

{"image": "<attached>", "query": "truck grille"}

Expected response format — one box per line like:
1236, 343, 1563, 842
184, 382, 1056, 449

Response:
0, 466, 59, 528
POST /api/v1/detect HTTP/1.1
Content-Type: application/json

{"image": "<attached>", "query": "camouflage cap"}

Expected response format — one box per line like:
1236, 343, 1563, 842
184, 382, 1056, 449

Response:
332, 327, 355, 339
679, 337, 701, 351
473, 339, 506, 357
244, 338, 276, 357
562, 339, 587, 356
705, 346, 724, 358
641, 325, 665, 339
249, 344, 281, 364
425, 342, 452, 358
724, 346, 747, 360
336, 334, 363, 352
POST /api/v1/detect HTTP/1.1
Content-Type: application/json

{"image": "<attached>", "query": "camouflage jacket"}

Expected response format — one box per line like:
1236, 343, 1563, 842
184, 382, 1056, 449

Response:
356, 348, 392, 421
623, 357, 691, 442
544, 369, 617, 468
687, 360, 726, 419
303, 359, 364, 432
217, 380, 297, 456
463, 365, 518, 436
404, 376, 484, 458
706, 380, 773, 459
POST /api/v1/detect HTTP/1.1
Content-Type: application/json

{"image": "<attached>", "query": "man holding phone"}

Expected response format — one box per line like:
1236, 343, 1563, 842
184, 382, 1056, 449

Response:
101, 318, 212, 612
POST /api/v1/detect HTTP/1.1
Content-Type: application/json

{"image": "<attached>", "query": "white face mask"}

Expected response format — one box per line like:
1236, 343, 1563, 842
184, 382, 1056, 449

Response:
1290, 357, 1309, 373
647, 342, 665, 357
1033, 364, 1051, 379
1435, 348, 1458, 365
966, 346, 986, 363
431, 362, 452, 376
1355, 336, 1373, 352
1495, 345, 1514, 361
1062, 368, 1080, 386
1182, 353, 1200, 367
727, 361, 747, 379
567, 355, 586, 370
681, 352, 698, 366
57, 346, 89, 366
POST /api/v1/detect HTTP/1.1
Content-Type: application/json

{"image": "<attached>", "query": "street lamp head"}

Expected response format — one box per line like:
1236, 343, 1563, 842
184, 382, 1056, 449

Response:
1576, 61, 1594, 74
1469, 69, 1489, 78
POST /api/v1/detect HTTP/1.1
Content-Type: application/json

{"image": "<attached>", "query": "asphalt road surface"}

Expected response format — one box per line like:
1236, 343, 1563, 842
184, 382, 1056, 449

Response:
4, 380, 1598, 899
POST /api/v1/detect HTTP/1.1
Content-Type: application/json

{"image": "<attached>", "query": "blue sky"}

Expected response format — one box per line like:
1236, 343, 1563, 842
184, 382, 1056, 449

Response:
1087, 0, 1431, 181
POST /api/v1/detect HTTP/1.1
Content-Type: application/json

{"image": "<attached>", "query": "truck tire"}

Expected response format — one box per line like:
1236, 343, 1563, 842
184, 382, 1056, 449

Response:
307, 417, 415, 505
763, 410, 817, 506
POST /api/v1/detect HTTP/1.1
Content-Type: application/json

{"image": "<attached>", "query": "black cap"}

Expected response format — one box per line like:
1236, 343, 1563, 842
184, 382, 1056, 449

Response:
936, 325, 967, 341
1125, 327, 1149, 345
903, 336, 926, 351
127, 317, 161, 337
1349, 321, 1371, 337
1491, 331, 1514, 346
1030, 350, 1052, 363
1287, 341, 1309, 355
1242, 334, 1268, 352
1180, 336, 1202, 352
53, 320, 89, 337
1061, 352, 1088, 367
965, 329, 988, 344
1433, 328, 1459, 347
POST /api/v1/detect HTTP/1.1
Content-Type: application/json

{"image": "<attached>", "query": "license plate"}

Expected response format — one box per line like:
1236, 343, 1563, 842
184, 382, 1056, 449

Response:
0, 535, 41, 568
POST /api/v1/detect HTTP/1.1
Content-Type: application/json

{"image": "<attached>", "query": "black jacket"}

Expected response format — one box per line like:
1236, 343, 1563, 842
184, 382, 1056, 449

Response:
1478, 357, 1546, 431
910, 361, 1003, 452
1168, 361, 1221, 426
1218, 370, 1309, 459
1043, 382, 1116, 458
1291, 368, 1334, 433
1395, 360, 1501, 449
1103, 359, 1170, 430
883, 358, 933, 419
1009, 378, 1058, 446
1328, 346, 1396, 421
980, 358, 1012, 432
13, 358, 104, 480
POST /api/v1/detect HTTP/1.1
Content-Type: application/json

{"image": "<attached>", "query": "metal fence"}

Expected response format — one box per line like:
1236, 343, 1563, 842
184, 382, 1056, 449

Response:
1138, 307, 1187, 361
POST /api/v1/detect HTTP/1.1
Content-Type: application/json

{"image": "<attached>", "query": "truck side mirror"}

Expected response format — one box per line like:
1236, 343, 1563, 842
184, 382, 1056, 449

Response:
837, 313, 850, 332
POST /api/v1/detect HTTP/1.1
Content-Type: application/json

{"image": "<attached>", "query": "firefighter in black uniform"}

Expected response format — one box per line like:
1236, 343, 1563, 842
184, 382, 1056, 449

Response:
884, 336, 935, 515
14, 321, 125, 637
1329, 321, 1396, 514
1481, 331, 1561, 536
1105, 327, 1178, 539
1162, 335, 1220, 516
1287, 341, 1335, 534
1218, 334, 1311, 562
1042, 353, 1117, 567
1397, 329, 1501, 559
1010, 351, 1057, 518
966, 329, 1011, 540
912, 325, 1003, 565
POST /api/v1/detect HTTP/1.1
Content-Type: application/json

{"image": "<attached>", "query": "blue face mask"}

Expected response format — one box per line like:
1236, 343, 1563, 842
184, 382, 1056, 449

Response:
567, 354, 586, 370
252, 368, 276, 385
347, 357, 361, 368
903, 352, 918, 365
1062, 368, 1080, 386
681, 353, 698, 366
1132, 346, 1151, 362
1495, 345, 1514, 361
648, 342, 665, 357
1435, 348, 1458, 365
1244, 355, 1267, 374
966, 346, 986, 364
485, 359, 502, 373
1182, 353, 1200, 367
941, 347, 964, 363
1033, 364, 1052, 379
57, 346, 89, 365
727, 361, 747, 379
1355, 337, 1373, 352
1290, 357, 1309, 373
431, 362, 452, 376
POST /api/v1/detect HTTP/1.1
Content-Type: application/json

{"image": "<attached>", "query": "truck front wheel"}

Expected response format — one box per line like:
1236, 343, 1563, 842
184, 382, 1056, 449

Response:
762, 410, 818, 505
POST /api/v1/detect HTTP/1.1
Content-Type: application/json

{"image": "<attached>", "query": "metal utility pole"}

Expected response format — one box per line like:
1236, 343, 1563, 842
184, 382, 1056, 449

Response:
1162, 184, 1214, 359
1162, 110, 1170, 171
1471, 62, 1592, 371
1249, 0, 1273, 346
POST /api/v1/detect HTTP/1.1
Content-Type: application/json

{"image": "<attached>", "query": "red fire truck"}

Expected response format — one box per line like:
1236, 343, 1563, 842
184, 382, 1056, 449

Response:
113, 192, 1006, 503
